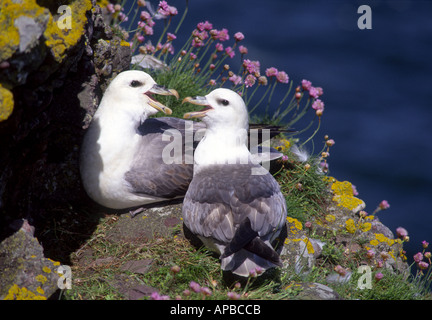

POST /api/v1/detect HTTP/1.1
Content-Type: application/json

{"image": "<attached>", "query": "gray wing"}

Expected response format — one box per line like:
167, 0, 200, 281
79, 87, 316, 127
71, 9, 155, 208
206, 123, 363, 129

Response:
124, 117, 204, 198
182, 164, 287, 244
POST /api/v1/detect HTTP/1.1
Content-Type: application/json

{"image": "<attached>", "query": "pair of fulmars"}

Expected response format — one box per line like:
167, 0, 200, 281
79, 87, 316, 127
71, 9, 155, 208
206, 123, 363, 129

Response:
80, 70, 288, 277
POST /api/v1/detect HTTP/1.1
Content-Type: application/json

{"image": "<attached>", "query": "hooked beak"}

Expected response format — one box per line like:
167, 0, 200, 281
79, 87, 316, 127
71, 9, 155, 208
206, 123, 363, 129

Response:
146, 84, 179, 115
182, 96, 213, 119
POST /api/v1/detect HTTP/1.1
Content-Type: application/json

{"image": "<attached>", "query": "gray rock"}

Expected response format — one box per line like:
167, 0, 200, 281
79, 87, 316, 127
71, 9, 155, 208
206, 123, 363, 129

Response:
0, 226, 65, 300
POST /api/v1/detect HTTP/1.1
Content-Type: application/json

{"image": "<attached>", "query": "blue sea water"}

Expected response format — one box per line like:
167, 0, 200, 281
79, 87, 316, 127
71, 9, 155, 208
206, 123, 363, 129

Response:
129, 1, 432, 266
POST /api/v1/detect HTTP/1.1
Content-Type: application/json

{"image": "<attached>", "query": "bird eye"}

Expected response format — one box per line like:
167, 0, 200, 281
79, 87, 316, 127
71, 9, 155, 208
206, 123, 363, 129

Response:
130, 80, 143, 87
218, 99, 229, 106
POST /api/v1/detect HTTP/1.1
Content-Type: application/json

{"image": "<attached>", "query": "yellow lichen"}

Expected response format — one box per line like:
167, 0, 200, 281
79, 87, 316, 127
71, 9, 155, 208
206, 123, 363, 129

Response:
44, 0, 92, 63
42, 266, 51, 273
359, 222, 372, 232
345, 219, 356, 234
369, 233, 396, 247
325, 214, 335, 222
330, 179, 365, 211
0, 84, 14, 122
3, 284, 47, 300
0, 0, 48, 60
285, 237, 315, 254
286, 217, 303, 235
35, 274, 47, 284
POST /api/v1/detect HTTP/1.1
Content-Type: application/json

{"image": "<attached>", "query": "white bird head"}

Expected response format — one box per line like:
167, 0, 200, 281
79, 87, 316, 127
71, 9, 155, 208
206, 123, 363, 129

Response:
100, 70, 178, 117
182, 88, 249, 130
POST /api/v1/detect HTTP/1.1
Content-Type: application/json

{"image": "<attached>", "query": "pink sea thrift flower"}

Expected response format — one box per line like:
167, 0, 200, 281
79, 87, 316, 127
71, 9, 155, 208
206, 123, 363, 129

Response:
140, 10, 151, 20
276, 71, 289, 83
158, 1, 177, 16
422, 241, 429, 249
225, 46, 235, 58
167, 32, 176, 41
374, 272, 383, 281
309, 87, 319, 98
243, 59, 260, 75
301, 79, 312, 91
216, 28, 230, 41
239, 45, 248, 55
414, 252, 424, 263
312, 99, 324, 112
396, 227, 408, 239
418, 261, 429, 270
227, 292, 241, 300
215, 43, 224, 52
245, 74, 256, 88
379, 200, 390, 210
234, 32, 245, 41
201, 287, 212, 296
150, 291, 170, 300
229, 74, 242, 85
189, 281, 201, 293
197, 20, 213, 31
265, 67, 278, 77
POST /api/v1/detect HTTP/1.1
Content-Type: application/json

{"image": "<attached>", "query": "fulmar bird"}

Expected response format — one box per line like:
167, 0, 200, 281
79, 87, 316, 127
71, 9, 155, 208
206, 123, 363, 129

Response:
182, 88, 288, 277
80, 70, 285, 211
79, 70, 193, 209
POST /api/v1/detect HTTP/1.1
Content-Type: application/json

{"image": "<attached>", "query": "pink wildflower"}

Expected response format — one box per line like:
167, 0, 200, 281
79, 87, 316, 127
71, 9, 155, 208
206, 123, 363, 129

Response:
366, 249, 375, 259
234, 32, 245, 41
334, 265, 347, 276
425, 252, 431, 259
215, 43, 224, 52
192, 38, 204, 48
140, 10, 151, 20
374, 272, 383, 281
418, 261, 429, 270
378, 200, 390, 210
216, 28, 230, 41
309, 86, 320, 98
326, 139, 335, 147
225, 46, 235, 58
201, 287, 212, 296
245, 74, 256, 88
167, 32, 176, 41
143, 25, 153, 35
136, 34, 145, 43
243, 59, 260, 75
197, 20, 213, 31
422, 241, 429, 249
229, 74, 242, 85
189, 281, 201, 293
150, 291, 169, 300
107, 3, 115, 13
209, 79, 216, 86
189, 53, 197, 60
158, 1, 177, 16
227, 292, 241, 300
239, 45, 248, 55
276, 71, 289, 83
301, 79, 312, 91
396, 227, 408, 239
258, 76, 268, 86
414, 252, 424, 263
265, 67, 278, 77
312, 99, 324, 112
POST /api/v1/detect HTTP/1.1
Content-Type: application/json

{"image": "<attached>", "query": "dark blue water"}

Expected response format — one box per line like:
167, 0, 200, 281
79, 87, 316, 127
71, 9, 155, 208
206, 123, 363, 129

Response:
129, 0, 432, 265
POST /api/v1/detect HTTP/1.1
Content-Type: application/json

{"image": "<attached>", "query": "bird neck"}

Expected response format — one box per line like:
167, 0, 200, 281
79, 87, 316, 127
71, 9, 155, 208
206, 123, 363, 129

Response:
193, 126, 251, 172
